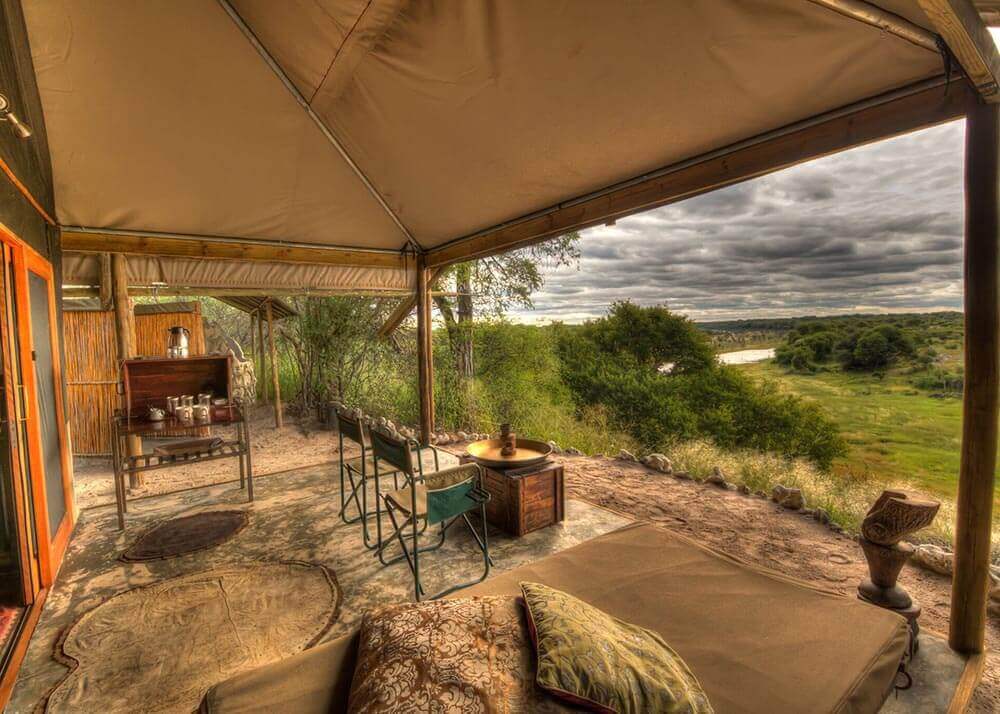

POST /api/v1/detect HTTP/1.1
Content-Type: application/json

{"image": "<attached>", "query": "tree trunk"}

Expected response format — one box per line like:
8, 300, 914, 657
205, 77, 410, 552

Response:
455, 263, 474, 378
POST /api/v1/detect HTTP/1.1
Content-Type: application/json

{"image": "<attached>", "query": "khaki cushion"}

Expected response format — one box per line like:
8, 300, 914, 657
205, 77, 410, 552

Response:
202, 523, 907, 714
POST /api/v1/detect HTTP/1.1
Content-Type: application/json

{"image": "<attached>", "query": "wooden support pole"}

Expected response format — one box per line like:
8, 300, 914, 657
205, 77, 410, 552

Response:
249, 311, 256, 399
111, 253, 142, 487
257, 309, 267, 403
950, 100, 1000, 655
265, 300, 283, 428
416, 257, 434, 445
98, 253, 113, 310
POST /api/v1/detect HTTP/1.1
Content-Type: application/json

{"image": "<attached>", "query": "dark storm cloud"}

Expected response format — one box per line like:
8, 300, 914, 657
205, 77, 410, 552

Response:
514, 121, 967, 323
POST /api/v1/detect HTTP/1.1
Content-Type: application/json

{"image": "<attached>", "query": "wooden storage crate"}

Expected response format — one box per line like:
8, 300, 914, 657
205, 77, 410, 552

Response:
463, 457, 565, 536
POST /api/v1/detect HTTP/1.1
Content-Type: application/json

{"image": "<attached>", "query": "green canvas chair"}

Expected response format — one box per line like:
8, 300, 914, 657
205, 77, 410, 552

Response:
370, 427, 492, 601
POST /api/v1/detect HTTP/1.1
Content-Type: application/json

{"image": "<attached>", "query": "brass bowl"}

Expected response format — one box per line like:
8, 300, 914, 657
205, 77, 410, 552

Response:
465, 438, 552, 468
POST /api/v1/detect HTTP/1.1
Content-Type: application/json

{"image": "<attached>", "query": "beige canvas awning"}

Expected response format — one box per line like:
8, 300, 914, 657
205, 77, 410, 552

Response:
22, 0, 962, 275
61, 251, 412, 295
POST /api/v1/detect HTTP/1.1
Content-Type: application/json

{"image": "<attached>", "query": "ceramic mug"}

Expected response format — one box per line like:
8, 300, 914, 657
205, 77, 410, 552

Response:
193, 404, 210, 422
175, 405, 193, 423
166, 396, 180, 414
180, 395, 194, 407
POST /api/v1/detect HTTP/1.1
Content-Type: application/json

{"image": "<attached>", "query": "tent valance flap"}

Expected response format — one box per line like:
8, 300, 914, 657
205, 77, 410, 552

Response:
62, 252, 412, 295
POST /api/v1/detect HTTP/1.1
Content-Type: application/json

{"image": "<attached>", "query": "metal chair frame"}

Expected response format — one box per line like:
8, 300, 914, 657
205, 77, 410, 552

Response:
335, 409, 401, 549
370, 428, 492, 601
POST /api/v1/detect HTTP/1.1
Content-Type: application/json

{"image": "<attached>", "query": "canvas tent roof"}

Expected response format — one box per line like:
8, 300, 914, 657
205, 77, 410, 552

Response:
18, 0, 978, 290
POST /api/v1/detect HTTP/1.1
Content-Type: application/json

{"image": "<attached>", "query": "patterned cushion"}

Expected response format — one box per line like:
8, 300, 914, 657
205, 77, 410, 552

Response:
346, 596, 572, 713
521, 582, 713, 714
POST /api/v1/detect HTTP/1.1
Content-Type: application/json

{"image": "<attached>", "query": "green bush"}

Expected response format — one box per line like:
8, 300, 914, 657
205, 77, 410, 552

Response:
558, 303, 847, 467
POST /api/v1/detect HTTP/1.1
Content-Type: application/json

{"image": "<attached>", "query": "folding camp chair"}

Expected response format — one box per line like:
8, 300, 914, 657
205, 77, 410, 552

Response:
370, 427, 492, 601
334, 408, 404, 549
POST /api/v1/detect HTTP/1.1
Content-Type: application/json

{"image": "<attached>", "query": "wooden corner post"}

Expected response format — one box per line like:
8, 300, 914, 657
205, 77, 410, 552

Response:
417, 256, 434, 445
950, 100, 1000, 655
265, 300, 283, 428
111, 253, 142, 487
257, 309, 267, 403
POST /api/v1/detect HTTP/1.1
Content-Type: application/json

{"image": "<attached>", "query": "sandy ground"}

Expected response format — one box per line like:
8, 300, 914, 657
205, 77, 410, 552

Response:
71, 421, 999, 708
559, 454, 1000, 712
72, 406, 339, 511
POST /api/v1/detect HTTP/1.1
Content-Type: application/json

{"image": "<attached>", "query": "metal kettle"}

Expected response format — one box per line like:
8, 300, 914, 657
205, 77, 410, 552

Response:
167, 326, 190, 358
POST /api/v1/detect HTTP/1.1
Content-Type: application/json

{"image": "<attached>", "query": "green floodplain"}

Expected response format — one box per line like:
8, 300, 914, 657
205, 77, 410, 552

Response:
716, 312, 999, 502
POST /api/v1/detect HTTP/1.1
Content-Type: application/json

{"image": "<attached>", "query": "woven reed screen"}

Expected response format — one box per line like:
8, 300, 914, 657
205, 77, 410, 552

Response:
64, 304, 206, 455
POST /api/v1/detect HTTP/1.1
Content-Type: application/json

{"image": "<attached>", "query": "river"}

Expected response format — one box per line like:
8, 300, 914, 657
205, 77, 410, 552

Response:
660, 347, 775, 373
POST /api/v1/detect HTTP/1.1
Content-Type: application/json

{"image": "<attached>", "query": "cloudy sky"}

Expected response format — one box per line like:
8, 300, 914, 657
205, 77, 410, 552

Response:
512, 118, 967, 325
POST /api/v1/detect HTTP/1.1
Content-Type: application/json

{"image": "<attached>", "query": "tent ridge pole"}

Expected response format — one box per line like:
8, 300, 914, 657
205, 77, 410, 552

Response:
214, 0, 423, 254
807, 0, 939, 52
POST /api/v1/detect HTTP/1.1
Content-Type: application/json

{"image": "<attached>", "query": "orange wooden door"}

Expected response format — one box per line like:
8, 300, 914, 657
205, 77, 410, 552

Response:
0, 238, 41, 605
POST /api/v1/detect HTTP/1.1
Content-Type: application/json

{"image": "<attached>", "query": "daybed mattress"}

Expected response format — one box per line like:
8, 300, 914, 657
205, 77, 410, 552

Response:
201, 522, 908, 713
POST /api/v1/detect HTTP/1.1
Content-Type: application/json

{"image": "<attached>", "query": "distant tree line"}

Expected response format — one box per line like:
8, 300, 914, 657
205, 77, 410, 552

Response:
772, 313, 962, 375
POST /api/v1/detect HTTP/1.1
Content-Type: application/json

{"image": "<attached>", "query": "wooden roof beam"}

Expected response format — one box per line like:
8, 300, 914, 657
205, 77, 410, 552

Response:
375, 267, 445, 338
61, 229, 407, 269
919, 0, 1000, 100
425, 79, 977, 268
973, 1, 1000, 25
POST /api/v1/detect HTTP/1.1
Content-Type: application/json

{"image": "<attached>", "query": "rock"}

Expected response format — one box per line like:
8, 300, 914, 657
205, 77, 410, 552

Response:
547, 440, 562, 454
429, 434, 438, 445
618, 449, 637, 462
641, 453, 672, 473
814, 508, 831, 525
565, 447, 583, 456
771, 485, 805, 510
911, 544, 953, 576
704, 468, 727, 488
738, 484, 751, 495
457, 431, 468, 441
673, 471, 691, 480
801, 508, 815, 517
754, 490, 768, 499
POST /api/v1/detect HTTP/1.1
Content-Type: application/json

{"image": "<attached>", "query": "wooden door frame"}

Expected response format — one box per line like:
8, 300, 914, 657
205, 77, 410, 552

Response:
0, 223, 74, 584
22, 246, 74, 576
0, 240, 38, 605
0, 223, 66, 710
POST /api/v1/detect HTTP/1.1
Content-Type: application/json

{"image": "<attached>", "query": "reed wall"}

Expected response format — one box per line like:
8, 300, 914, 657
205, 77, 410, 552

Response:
64, 304, 205, 455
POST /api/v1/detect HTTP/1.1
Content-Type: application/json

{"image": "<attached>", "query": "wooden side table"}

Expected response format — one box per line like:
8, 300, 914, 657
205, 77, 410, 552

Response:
461, 456, 565, 536
111, 405, 252, 530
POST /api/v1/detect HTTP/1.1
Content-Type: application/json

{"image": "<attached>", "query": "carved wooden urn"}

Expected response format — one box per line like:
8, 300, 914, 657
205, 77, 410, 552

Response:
857, 489, 940, 653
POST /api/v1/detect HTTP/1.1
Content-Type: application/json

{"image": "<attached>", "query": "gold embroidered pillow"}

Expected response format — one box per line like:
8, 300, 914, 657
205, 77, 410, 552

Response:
346, 596, 572, 713
521, 582, 713, 714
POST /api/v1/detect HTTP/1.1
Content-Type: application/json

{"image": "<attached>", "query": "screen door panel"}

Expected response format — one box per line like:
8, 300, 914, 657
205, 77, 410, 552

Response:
26, 271, 65, 538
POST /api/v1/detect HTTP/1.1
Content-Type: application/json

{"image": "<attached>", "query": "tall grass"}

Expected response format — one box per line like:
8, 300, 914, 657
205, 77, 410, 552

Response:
665, 439, 996, 560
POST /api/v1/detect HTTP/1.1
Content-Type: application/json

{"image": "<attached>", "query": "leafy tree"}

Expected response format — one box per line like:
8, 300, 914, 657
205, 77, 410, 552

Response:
432, 233, 580, 378
279, 296, 406, 410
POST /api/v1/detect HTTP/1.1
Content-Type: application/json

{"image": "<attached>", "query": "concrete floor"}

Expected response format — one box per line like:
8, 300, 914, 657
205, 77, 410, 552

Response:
6, 455, 972, 712
8, 459, 630, 712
